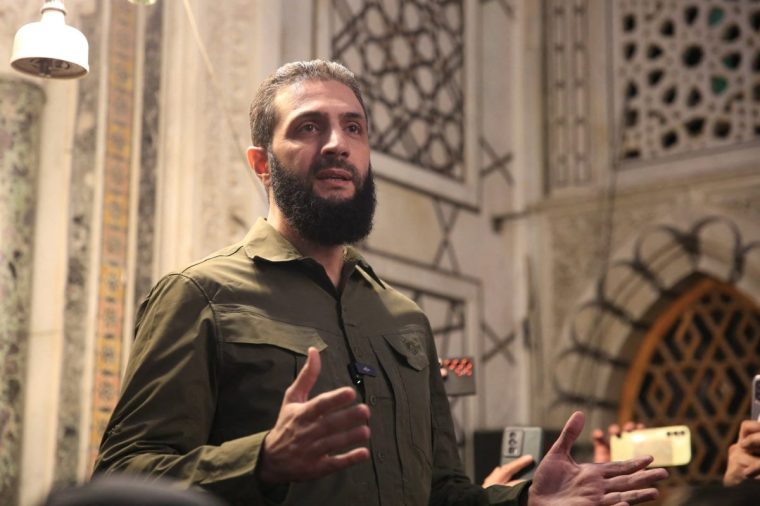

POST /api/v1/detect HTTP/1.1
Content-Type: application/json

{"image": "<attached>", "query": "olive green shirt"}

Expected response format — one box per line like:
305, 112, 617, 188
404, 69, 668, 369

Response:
94, 218, 528, 506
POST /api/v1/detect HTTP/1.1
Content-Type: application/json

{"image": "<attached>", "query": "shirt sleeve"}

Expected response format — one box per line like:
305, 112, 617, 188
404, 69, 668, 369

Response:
426, 321, 530, 506
93, 273, 280, 505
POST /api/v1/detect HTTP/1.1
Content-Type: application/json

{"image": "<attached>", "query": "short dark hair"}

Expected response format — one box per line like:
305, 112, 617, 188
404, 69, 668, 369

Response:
248, 59, 367, 148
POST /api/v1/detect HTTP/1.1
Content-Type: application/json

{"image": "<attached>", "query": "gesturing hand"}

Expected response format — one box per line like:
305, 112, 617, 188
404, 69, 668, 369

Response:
529, 412, 668, 506
257, 347, 371, 486
723, 420, 760, 486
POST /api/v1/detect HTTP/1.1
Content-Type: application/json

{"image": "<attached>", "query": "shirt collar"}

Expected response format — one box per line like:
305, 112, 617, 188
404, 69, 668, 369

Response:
242, 217, 386, 289
345, 245, 386, 289
242, 217, 307, 262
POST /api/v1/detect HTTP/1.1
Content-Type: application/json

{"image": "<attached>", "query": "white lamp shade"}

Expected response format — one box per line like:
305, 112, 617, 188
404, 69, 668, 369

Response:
10, 2, 89, 79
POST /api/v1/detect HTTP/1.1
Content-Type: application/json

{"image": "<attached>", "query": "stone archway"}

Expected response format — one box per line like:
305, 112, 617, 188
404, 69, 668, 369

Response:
551, 213, 760, 433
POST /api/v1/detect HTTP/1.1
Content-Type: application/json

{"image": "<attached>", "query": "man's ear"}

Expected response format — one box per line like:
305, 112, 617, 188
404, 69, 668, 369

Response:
247, 146, 270, 187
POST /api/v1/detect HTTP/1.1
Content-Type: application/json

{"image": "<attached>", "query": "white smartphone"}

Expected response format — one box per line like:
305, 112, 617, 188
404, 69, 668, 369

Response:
610, 425, 692, 467
752, 374, 760, 421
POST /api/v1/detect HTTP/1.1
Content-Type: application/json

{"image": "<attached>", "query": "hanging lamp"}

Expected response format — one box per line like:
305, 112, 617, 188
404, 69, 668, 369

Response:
10, 0, 89, 79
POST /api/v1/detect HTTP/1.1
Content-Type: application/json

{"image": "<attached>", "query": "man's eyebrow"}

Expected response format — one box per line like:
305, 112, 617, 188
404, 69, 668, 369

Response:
288, 111, 325, 123
341, 111, 366, 122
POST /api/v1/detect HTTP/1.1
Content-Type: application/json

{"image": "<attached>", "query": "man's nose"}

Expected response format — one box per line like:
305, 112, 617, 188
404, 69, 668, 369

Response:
321, 126, 350, 158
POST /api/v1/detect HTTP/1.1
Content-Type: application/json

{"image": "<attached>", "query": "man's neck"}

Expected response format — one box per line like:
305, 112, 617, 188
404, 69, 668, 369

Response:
268, 211, 345, 288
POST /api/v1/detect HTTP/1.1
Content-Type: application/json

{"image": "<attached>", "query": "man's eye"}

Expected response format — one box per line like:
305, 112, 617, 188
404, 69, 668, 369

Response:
346, 124, 362, 134
300, 123, 319, 133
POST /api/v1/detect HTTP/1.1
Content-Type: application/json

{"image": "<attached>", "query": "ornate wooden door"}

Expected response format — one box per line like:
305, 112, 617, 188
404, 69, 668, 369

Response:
620, 277, 760, 488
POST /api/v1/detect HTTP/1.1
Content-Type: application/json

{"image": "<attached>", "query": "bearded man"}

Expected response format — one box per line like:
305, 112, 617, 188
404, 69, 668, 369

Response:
95, 60, 666, 505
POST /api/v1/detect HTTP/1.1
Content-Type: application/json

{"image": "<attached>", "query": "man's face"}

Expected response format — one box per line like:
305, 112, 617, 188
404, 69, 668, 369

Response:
266, 79, 376, 246
269, 79, 371, 202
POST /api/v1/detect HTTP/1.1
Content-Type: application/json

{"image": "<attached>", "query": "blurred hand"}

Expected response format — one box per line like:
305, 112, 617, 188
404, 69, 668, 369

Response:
593, 421, 645, 463
483, 455, 534, 488
257, 348, 371, 485
528, 412, 668, 506
724, 420, 760, 486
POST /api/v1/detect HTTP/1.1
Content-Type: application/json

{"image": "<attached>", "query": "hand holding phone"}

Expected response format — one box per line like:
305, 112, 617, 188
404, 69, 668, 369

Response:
500, 427, 544, 480
610, 426, 691, 467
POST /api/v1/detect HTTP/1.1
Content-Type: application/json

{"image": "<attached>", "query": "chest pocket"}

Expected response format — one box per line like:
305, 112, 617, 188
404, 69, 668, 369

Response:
213, 307, 328, 441
377, 328, 432, 464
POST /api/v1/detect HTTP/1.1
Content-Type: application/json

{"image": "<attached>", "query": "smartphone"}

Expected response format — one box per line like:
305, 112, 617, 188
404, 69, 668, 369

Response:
752, 374, 760, 421
610, 425, 691, 467
500, 427, 544, 480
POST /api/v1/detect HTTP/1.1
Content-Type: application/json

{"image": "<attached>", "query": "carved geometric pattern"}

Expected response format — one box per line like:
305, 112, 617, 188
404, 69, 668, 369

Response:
432, 199, 461, 273
620, 278, 760, 488
481, 322, 516, 364
479, 136, 514, 187
331, 0, 465, 179
615, 0, 760, 162
546, 0, 592, 190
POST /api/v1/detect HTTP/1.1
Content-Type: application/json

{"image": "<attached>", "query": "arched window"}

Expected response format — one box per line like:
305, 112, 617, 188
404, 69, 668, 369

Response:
619, 277, 760, 488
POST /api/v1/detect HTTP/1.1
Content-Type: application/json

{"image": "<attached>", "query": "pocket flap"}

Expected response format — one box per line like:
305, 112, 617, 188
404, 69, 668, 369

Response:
383, 329, 429, 371
218, 307, 327, 355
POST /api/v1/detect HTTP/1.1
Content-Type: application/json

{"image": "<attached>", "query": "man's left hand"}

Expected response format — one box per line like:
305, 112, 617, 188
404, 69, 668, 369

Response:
528, 412, 668, 506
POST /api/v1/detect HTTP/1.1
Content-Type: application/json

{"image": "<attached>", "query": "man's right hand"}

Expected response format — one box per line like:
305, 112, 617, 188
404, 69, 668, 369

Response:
724, 420, 760, 486
257, 347, 371, 485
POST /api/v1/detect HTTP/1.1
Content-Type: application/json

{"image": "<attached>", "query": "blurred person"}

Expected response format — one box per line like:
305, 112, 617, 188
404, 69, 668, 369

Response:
42, 475, 226, 506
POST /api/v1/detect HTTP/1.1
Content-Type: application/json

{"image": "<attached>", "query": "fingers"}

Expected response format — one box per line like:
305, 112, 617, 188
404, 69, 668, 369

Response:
599, 455, 654, 478
500, 454, 534, 474
316, 447, 371, 475
284, 347, 322, 404
746, 460, 760, 479
304, 401, 370, 442
548, 411, 585, 456
601, 488, 659, 505
308, 424, 371, 458
739, 420, 760, 439
299, 386, 359, 423
482, 455, 534, 487
740, 430, 760, 453
604, 467, 668, 491
592, 428, 611, 464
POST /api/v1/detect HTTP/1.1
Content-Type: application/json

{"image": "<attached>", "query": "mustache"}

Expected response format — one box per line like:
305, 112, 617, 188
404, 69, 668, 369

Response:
309, 156, 360, 180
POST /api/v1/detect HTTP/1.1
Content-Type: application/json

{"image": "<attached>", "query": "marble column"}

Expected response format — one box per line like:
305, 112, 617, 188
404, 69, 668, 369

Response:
0, 77, 45, 506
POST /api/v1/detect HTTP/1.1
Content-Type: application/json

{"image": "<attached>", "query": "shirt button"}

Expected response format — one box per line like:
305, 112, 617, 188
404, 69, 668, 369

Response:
369, 395, 377, 405
377, 450, 385, 461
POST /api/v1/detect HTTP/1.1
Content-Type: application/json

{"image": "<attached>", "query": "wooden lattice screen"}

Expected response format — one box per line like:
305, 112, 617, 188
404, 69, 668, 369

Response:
619, 277, 760, 489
